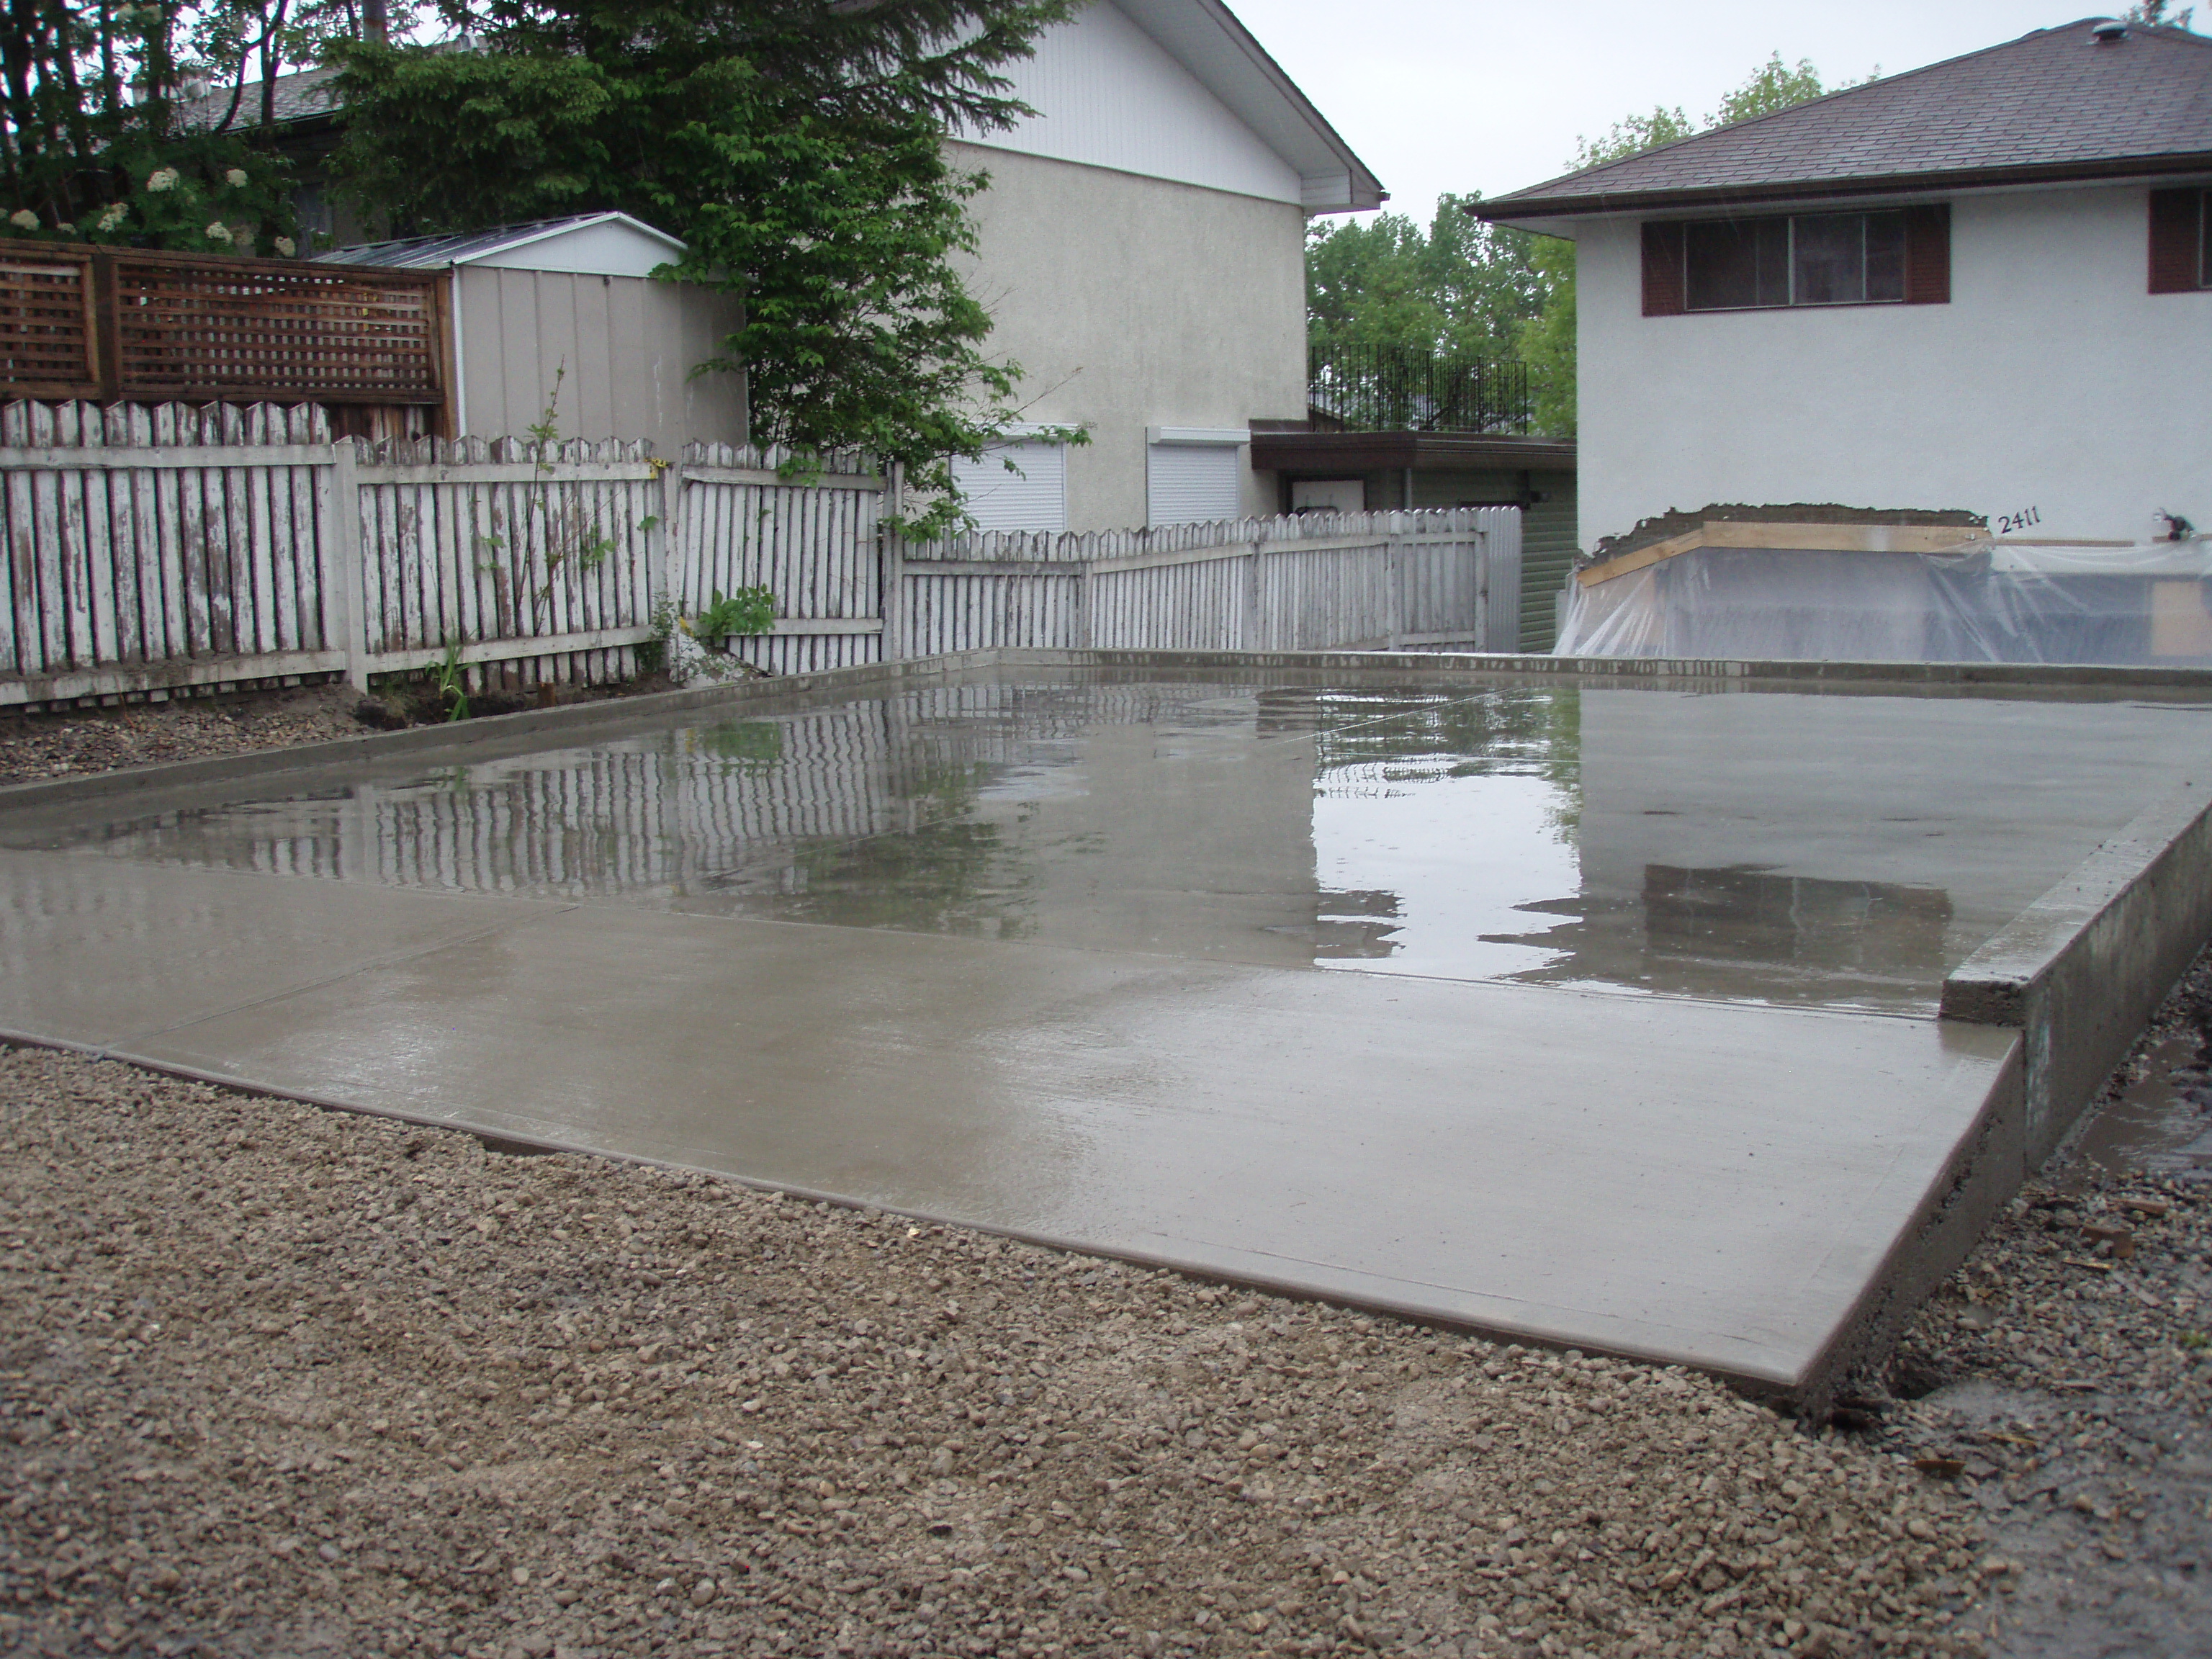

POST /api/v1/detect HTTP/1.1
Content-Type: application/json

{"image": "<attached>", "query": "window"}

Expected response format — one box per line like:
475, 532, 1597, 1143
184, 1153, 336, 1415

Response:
1645, 205, 1948, 315
1682, 211, 1905, 309
2147, 188, 2209, 294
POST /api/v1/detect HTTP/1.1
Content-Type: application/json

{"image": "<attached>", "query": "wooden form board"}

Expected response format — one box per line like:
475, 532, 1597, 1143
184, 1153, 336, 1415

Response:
1578, 521, 1988, 588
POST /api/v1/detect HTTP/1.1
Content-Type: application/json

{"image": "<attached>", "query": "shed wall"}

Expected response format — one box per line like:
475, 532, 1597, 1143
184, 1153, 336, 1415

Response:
454, 267, 746, 452
950, 140, 1308, 531
1575, 181, 2212, 551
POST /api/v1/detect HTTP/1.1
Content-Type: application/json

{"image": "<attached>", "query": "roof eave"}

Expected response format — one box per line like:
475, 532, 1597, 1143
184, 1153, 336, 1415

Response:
1118, 0, 1385, 213
1475, 151, 2212, 222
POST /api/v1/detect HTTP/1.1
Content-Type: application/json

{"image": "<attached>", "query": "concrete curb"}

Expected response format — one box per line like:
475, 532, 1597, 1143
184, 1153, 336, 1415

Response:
1942, 778, 2212, 1165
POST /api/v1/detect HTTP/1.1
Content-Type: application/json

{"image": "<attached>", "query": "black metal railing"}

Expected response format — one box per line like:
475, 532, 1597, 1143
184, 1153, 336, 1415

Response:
1306, 344, 1530, 435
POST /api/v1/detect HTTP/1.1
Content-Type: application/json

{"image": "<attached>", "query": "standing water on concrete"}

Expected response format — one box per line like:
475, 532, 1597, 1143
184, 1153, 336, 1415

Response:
21, 674, 2212, 1014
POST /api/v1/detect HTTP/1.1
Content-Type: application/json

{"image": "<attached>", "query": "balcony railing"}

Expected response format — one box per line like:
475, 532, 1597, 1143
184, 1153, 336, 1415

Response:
1307, 344, 1530, 435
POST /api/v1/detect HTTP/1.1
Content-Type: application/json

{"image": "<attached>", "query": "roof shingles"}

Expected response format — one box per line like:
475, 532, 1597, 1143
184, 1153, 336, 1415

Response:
1485, 19, 2212, 218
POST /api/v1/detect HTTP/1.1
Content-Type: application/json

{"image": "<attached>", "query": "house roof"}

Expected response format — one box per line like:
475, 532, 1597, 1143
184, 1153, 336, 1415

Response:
1115, 0, 1382, 211
318, 212, 687, 278
172, 64, 342, 132
1479, 18, 2212, 223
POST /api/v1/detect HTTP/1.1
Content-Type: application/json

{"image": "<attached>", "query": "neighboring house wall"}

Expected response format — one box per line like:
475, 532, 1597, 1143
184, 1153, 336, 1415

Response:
948, 139, 1307, 529
1575, 181, 2212, 550
453, 266, 745, 453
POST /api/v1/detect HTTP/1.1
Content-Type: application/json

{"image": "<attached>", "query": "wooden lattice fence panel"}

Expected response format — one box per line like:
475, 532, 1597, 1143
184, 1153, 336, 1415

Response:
0, 250, 99, 398
110, 251, 442, 403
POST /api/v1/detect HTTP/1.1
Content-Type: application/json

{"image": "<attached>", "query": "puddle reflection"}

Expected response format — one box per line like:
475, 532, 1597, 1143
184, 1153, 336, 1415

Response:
29, 678, 2212, 1015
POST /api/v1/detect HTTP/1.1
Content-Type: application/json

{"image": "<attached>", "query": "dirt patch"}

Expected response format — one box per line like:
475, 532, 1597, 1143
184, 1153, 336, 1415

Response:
0, 1048, 1990, 1659
0, 670, 709, 788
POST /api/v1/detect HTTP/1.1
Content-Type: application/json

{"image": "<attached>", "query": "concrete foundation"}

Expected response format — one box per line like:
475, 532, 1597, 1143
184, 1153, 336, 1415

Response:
4, 649, 2208, 1408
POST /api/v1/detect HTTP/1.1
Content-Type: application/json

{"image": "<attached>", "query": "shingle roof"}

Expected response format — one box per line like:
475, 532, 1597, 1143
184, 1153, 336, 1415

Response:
1480, 19, 2212, 220
172, 65, 341, 132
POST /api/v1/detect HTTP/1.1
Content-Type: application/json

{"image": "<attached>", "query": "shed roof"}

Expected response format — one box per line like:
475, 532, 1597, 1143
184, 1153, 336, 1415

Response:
318, 212, 687, 278
1480, 18, 2212, 223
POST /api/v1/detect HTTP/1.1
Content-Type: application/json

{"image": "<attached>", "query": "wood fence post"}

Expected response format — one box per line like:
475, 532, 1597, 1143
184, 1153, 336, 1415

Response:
1244, 536, 1264, 652
1385, 526, 1406, 651
652, 456, 683, 616
1474, 523, 1490, 652
325, 441, 372, 690
881, 462, 905, 661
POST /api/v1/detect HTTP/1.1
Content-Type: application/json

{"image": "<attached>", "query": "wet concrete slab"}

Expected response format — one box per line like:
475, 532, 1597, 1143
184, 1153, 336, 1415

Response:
0, 846, 567, 1050
9, 667, 2211, 1394
1, 844, 2017, 1390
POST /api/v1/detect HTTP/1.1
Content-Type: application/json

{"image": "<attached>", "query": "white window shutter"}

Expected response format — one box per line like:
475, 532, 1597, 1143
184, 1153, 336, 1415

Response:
950, 441, 1066, 533
1147, 442, 1241, 526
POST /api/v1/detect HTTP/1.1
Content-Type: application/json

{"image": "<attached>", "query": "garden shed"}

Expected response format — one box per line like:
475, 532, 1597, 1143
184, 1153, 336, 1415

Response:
323, 211, 746, 454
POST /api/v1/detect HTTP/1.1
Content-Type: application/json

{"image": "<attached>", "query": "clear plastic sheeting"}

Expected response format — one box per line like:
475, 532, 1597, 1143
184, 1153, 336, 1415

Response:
1557, 540, 2212, 665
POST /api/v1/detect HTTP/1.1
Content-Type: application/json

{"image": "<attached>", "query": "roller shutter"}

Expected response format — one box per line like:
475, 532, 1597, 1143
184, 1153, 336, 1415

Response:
951, 441, 1066, 532
1147, 441, 1241, 526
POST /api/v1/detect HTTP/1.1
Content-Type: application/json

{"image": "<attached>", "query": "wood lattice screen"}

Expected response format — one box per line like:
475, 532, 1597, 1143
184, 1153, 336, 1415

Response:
0, 244, 444, 407
0, 249, 100, 399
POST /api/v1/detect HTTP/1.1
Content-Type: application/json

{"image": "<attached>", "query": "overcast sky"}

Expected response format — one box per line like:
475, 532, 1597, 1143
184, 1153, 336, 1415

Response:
1225, 2, 2149, 225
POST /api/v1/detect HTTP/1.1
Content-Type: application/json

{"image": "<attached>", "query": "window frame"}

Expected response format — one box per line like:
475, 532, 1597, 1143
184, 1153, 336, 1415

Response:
1683, 210, 1907, 313
1643, 204, 1949, 317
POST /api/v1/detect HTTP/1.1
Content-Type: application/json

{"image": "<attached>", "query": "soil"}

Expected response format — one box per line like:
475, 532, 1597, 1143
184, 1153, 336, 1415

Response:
0, 671, 698, 790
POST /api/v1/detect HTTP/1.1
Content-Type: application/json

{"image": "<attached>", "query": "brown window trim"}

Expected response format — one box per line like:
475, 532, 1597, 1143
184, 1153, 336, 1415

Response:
1642, 204, 1949, 314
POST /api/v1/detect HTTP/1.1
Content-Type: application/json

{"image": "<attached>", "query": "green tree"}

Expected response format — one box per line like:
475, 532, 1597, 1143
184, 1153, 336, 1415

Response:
1, 0, 320, 251
328, 0, 1077, 536
2125, 2, 2197, 28
1509, 55, 1851, 436
1305, 194, 1543, 362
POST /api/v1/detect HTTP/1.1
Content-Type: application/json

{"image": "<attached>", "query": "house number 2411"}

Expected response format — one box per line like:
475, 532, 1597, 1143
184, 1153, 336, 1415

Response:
1995, 505, 2042, 535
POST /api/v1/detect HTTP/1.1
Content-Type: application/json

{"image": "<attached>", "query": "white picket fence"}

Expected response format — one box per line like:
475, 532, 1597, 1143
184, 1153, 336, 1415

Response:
1, 400, 1519, 709
895, 508, 1517, 657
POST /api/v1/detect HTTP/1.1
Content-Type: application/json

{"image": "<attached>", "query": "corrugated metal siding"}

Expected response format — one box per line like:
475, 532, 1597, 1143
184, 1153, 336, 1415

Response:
958, 1, 1302, 204
1519, 471, 1579, 652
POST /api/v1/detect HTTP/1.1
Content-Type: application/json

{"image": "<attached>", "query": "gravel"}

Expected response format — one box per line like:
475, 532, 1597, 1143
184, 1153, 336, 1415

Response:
1, 1047, 1990, 1659
0, 685, 367, 787
1866, 955, 2212, 1659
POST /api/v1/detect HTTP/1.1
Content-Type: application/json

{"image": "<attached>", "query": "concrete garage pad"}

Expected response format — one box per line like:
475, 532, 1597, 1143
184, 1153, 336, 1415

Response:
22, 855, 2023, 1391
0, 847, 567, 1051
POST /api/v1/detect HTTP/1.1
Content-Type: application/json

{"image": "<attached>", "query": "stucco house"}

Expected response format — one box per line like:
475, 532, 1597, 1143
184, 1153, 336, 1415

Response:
940, 0, 1381, 530
1478, 15, 2212, 558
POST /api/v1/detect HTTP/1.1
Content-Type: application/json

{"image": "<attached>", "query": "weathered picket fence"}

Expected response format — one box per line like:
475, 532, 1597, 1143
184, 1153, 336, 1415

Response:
2, 400, 1520, 710
895, 508, 1519, 657
0, 403, 887, 706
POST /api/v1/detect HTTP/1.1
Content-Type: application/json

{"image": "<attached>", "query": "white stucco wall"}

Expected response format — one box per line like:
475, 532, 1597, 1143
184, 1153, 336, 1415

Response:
1575, 181, 2212, 549
949, 140, 1308, 529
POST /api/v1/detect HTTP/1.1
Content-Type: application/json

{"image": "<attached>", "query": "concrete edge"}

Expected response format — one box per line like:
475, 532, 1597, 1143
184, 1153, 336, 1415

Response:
1794, 1034, 2028, 1419
1941, 778, 2212, 1164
